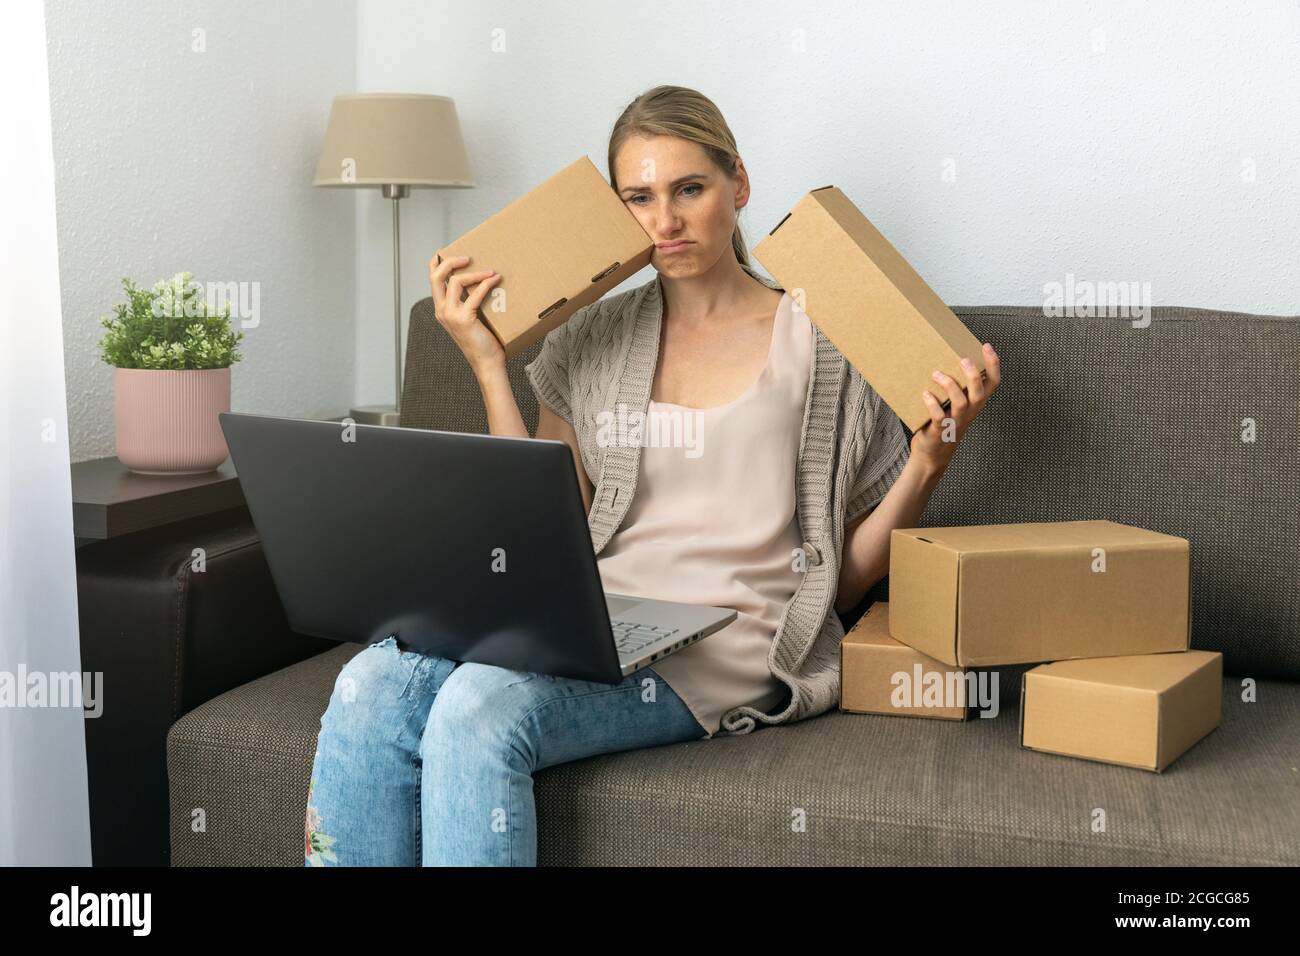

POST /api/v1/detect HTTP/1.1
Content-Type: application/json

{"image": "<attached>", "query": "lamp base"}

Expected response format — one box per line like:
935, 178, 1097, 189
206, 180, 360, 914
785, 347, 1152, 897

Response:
347, 404, 401, 427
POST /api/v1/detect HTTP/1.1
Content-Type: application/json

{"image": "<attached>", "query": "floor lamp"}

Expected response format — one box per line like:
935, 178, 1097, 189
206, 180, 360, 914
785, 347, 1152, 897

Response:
313, 93, 475, 426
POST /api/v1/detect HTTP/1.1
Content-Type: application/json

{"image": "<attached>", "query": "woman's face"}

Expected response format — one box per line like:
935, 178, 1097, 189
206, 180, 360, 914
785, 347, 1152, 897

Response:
613, 134, 748, 277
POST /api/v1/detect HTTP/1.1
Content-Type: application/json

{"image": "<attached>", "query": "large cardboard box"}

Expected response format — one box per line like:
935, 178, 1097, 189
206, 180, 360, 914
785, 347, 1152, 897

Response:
435, 156, 653, 360
840, 602, 972, 720
889, 520, 1191, 667
752, 186, 987, 431
1019, 651, 1222, 772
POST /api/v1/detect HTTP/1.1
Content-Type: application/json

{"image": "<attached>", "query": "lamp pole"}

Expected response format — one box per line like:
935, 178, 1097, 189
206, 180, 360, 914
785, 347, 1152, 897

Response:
382, 182, 408, 420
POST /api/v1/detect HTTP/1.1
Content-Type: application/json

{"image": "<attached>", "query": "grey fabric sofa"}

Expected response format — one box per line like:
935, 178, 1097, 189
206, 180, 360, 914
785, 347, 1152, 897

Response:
167, 297, 1300, 866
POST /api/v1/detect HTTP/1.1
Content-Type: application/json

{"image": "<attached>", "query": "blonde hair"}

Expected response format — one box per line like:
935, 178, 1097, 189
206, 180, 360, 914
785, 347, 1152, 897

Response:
608, 85, 749, 267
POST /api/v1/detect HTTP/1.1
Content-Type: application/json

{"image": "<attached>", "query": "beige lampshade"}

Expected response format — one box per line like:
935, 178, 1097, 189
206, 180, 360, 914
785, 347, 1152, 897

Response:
312, 93, 474, 188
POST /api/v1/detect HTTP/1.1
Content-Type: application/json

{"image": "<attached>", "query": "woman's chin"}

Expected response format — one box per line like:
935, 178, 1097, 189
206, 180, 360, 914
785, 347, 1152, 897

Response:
653, 251, 697, 272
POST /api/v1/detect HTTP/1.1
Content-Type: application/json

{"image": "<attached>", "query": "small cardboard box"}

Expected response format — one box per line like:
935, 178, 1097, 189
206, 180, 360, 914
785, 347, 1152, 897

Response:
752, 186, 987, 432
841, 602, 971, 720
1019, 651, 1222, 772
889, 520, 1191, 667
435, 156, 653, 360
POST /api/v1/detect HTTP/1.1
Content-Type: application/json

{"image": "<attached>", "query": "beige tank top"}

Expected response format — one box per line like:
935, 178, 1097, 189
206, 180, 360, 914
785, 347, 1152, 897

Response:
595, 291, 812, 737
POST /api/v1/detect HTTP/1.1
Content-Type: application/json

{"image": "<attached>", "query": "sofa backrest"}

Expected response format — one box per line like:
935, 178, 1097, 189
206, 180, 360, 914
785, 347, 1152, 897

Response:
402, 297, 545, 436
402, 296, 1300, 681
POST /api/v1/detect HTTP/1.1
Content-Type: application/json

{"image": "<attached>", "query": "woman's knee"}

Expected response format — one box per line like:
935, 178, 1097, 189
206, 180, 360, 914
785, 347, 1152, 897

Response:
330, 639, 409, 699
420, 662, 539, 757
317, 638, 424, 740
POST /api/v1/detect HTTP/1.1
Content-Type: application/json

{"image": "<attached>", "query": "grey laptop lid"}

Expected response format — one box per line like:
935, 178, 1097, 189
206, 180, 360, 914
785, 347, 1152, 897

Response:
219, 412, 628, 683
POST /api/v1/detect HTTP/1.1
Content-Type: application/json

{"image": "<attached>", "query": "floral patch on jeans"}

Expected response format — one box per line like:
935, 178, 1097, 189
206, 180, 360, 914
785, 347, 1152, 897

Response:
304, 776, 338, 866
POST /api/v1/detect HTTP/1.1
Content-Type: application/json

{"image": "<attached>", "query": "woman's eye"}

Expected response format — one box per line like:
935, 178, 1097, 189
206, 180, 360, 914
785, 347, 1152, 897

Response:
629, 184, 701, 206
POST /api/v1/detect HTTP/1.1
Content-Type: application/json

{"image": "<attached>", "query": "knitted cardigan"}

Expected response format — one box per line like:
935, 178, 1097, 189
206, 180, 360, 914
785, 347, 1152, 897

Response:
524, 261, 912, 734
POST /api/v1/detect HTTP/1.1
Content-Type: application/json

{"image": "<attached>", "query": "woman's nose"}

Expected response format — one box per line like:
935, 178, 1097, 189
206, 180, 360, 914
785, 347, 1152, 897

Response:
655, 214, 683, 235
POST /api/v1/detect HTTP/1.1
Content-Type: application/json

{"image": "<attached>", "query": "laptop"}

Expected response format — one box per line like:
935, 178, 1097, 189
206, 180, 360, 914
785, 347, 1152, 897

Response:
218, 412, 736, 685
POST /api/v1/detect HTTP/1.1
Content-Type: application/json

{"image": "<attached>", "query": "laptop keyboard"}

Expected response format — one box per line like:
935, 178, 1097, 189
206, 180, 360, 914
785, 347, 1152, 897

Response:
612, 619, 681, 656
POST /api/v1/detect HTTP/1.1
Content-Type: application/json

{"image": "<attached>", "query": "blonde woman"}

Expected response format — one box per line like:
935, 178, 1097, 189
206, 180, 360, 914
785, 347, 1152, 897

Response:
304, 85, 1001, 867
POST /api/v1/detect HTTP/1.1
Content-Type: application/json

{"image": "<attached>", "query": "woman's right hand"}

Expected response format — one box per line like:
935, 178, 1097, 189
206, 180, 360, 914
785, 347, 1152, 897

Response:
428, 254, 506, 374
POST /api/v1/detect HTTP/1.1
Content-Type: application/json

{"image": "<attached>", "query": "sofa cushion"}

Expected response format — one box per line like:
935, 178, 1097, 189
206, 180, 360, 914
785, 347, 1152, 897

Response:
168, 641, 1300, 866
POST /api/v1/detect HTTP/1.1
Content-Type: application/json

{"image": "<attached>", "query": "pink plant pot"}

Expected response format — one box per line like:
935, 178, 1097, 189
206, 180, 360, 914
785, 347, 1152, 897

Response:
114, 367, 231, 475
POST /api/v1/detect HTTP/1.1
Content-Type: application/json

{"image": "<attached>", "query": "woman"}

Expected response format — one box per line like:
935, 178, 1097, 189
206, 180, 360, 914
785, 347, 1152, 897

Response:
304, 85, 1001, 867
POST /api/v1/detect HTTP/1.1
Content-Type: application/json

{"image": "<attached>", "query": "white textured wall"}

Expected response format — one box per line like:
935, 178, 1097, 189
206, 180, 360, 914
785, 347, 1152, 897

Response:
47, 1, 1300, 441
47, 0, 358, 463
356, 0, 1299, 407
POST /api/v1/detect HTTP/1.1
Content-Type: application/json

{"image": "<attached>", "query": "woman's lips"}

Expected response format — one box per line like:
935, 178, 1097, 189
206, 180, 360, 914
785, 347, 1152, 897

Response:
656, 241, 692, 253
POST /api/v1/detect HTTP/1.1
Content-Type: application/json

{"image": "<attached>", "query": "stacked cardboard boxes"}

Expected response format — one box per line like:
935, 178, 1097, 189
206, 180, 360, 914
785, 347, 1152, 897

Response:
840, 519, 1221, 772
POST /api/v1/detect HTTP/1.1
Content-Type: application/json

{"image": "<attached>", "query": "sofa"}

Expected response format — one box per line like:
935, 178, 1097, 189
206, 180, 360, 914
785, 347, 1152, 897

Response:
166, 296, 1300, 866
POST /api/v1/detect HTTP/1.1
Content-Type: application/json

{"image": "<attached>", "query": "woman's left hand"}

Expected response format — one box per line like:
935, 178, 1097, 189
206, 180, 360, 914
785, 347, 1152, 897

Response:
910, 341, 1002, 475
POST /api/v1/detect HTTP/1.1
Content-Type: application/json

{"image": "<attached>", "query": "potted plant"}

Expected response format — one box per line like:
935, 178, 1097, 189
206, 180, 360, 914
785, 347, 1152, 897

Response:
98, 272, 245, 475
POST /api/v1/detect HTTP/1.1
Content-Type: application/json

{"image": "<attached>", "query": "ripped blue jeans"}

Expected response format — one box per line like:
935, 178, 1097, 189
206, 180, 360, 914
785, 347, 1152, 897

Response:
304, 636, 708, 866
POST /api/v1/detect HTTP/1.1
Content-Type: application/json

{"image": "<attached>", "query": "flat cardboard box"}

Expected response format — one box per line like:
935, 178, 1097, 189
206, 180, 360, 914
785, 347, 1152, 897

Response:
435, 156, 653, 360
752, 186, 987, 432
1019, 651, 1222, 772
840, 602, 970, 720
889, 520, 1191, 667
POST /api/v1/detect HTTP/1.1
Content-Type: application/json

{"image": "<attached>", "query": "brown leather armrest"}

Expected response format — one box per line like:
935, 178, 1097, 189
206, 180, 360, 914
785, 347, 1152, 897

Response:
76, 505, 336, 865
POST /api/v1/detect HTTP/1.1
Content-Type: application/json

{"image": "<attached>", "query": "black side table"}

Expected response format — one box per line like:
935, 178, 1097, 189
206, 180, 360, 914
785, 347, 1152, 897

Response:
72, 455, 244, 547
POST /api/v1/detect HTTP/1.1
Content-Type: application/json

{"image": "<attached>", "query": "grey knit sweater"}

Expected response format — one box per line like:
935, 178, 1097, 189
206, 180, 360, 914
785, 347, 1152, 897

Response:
524, 261, 912, 734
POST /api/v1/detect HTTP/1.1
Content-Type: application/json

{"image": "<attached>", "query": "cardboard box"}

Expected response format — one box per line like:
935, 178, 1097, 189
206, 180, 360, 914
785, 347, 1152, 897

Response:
435, 156, 653, 360
1019, 651, 1222, 772
890, 520, 1191, 667
752, 186, 987, 432
840, 603, 971, 720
